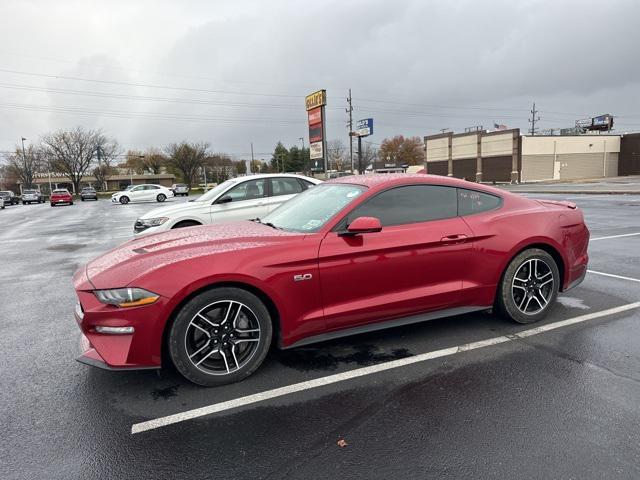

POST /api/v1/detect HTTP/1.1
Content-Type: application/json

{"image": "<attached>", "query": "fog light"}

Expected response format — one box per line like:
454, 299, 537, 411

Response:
95, 326, 135, 334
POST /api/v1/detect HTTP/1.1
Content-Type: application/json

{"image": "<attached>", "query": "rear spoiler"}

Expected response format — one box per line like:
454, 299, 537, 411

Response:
537, 199, 577, 209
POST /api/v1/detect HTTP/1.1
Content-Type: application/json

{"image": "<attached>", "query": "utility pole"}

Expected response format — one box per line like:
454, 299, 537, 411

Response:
250, 142, 254, 174
528, 102, 540, 135
20, 137, 27, 191
346, 88, 354, 173
298, 137, 305, 173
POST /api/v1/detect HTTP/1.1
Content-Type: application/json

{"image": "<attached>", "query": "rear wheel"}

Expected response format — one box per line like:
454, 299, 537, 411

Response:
119, 196, 129, 205
496, 248, 559, 324
157, 193, 166, 202
168, 287, 272, 386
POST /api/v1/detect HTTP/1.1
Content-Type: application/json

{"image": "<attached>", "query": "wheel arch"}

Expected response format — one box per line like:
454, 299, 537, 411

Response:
499, 241, 567, 294
160, 280, 282, 367
170, 218, 203, 229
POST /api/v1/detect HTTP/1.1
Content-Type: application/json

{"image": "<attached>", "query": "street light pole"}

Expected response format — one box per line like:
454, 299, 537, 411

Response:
299, 137, 305, 173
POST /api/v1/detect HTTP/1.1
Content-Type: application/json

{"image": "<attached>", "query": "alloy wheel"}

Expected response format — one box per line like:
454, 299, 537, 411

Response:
184, 300, 261, 376
511, 258, 554, 315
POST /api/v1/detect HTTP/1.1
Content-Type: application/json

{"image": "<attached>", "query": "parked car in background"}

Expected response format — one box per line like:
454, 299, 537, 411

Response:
134, 174, 320, 235
0, 190, 19, 205
171, 184, 190, 196
111, 184, 174, 205
50, 189, 73, 206
80, 187, 98, 201
74, 174, 589, 386
22, 189, 44, 204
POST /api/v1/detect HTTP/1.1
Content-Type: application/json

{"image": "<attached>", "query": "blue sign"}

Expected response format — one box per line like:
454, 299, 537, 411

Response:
355, 118, 373, 137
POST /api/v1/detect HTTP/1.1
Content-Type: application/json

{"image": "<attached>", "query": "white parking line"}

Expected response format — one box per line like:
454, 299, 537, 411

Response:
588, 270, 640, 283
590, 232, 640, 241
131, 301, 640, 435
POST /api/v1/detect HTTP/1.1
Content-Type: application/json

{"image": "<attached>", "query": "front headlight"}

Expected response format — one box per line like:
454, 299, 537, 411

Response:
138, 217, 169, 227
94, 288, 159, 308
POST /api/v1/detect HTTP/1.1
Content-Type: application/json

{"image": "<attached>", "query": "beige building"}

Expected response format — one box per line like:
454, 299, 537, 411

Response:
425, 130, 623, 183
521, 135, 620, 182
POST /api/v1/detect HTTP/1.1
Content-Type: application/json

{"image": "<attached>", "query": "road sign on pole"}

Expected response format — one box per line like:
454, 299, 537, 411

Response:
355, 118, 373, 137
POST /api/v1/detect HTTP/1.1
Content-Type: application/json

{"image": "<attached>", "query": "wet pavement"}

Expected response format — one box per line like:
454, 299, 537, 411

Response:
1, 193, 639, 479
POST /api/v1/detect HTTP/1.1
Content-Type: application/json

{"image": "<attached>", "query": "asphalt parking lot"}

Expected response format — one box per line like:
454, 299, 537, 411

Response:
1, 193, 639, 479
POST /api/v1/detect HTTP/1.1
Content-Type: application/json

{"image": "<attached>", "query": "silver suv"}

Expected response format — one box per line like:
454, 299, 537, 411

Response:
171, 184, 189, 196
22, 189, 44, 204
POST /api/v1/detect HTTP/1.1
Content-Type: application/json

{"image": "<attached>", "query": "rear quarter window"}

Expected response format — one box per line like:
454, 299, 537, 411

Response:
457, 189, 502, 216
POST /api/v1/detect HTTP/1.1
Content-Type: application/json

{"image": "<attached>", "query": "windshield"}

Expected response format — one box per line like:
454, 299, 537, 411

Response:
195, 179, 236, 202
262, 183, 365, 232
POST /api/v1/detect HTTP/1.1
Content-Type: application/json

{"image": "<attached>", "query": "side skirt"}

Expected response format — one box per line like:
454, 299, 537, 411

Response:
282, 305, 491, 350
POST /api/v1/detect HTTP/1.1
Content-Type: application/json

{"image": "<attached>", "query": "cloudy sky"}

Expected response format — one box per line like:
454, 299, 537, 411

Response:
1, 0, 639, 161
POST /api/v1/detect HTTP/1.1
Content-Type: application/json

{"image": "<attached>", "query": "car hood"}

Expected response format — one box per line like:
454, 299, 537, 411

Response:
82, 221, 302, 289
139, 200, 206, 220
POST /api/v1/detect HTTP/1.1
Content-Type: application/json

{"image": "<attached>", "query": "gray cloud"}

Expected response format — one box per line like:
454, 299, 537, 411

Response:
1, 0, 639, 160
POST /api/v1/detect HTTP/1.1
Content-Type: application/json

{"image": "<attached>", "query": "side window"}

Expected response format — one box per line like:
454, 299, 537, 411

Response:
225, 179, 266, 202
131, 186, 143, 192
271, 178, 303, 197
348, 185, 458, 227
457, 189, 501, 216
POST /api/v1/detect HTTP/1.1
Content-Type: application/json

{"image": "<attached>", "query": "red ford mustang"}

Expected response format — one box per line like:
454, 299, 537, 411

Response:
73, 174, 589, 386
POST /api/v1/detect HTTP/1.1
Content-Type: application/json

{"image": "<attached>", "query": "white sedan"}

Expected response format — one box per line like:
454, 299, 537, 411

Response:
112, 184, 174, 205
133, 173, 320, 235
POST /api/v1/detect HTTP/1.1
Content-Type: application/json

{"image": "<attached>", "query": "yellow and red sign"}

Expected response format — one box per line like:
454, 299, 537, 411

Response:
305, 90, 326, 111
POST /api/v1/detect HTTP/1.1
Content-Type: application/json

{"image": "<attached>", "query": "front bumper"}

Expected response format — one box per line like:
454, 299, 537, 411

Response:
73, 282, 168, 370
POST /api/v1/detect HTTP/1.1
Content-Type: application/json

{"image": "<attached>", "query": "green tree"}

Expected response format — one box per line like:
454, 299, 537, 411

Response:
234, 159, 247, 175
270, 142, 288, 172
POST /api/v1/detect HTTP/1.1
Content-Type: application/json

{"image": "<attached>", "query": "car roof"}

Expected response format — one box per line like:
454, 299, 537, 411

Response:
325, 173, 508, 196
231, 173, 321, 183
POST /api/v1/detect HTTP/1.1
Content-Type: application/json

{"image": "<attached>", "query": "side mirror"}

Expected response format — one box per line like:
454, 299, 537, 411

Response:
340, 216, 383, 236
216, 195, 233, 204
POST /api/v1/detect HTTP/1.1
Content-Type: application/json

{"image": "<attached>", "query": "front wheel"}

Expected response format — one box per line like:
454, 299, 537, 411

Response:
168, 287, 272, 386
157, 194, 166, 202
119, 196, 129, 205
496, 248, 559, 324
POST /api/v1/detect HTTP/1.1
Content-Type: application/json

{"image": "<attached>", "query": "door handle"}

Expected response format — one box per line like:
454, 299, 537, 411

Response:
440, 234, 468, 244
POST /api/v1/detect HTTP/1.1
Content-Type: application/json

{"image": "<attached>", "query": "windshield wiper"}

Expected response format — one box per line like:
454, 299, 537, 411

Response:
252, 218, 281, 230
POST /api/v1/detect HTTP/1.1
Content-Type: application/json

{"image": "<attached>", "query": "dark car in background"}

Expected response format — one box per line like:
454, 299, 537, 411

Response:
0, 190, 19, 205
22, 189, 44, 204
80, 187, 98, 201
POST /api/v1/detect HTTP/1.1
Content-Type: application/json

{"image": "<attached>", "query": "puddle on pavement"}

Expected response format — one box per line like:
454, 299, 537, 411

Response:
46, 243, 87, 252
151, 384, 180, 400
276, 344, 412, 372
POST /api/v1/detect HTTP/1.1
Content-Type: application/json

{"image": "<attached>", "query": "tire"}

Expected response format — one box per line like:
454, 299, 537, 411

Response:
22, 202, 26, 205
172, 220, 201, 229
81, 197, 85, 201
157, 194, 166, 202
50, 203, 55, 207
496, 248, 560, 324
169, 287, 273, 386
119, 196, 129, 205
70, 201, 74, 205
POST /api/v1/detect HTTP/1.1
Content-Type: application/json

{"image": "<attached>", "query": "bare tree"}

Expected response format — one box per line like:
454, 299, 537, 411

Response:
6, 144, 44, 189
141, 148, 166, 174
327, 139, 347, 171
41, 127, 117, 193
165, 142, 208, 187
360, 142, 378, 170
